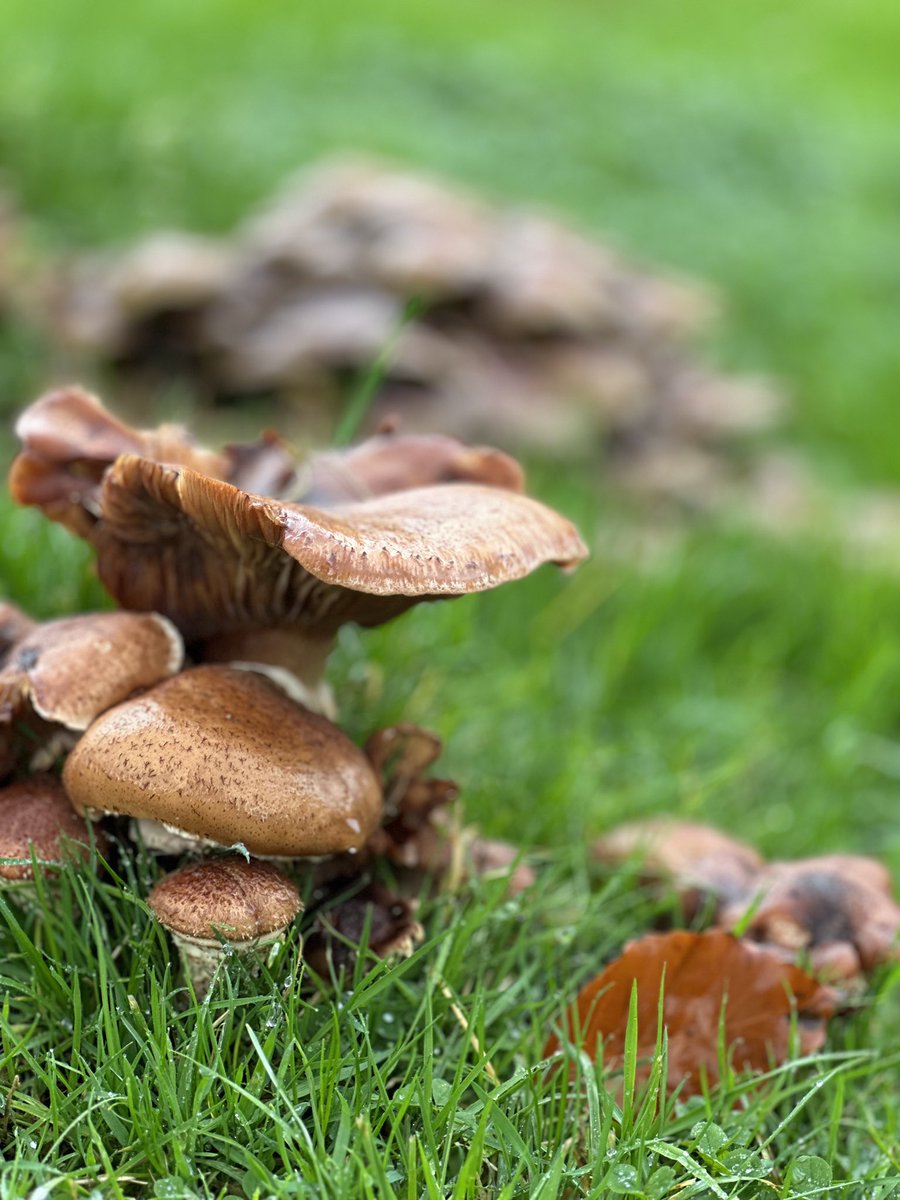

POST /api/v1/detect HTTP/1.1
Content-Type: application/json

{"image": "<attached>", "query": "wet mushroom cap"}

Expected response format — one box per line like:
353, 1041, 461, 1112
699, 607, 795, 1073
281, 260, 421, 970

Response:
0, 774, 102, 881
0, 611, 184, 731
62, 665, 382, 857
148, 856, 301, 944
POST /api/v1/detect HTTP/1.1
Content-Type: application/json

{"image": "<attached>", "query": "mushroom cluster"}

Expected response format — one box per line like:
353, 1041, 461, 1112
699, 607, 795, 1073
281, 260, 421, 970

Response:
2, 386, 586, 992
39, 156, 780, 508
593, 818, 900, 988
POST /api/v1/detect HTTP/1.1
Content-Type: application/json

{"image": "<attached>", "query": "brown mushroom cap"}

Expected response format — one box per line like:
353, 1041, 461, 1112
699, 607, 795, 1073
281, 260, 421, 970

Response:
592, 819, 765, 918
89, 455, 587, 642
0, 774, 102, 881
305, 433, 524, 503
148, 855, 301, 944
719, 854, 900, 974
9, 386, 230, 536
62, 665, 382, 857
0, 611, 184, 731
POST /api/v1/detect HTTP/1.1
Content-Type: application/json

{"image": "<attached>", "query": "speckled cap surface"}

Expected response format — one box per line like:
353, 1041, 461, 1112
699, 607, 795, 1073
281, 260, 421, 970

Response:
0, 774, 100, 880
63, 665, 382, 856
148, 855, 301, 942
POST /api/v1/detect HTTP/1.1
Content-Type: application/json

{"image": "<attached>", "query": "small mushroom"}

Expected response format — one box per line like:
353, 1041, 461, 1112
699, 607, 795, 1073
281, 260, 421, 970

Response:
62, 665, 383, 858
592, 819, 764, 921
719, 855, 900, 981
0, 774, 103, 889
148, 855, 301, 996
0, 610, 184, 780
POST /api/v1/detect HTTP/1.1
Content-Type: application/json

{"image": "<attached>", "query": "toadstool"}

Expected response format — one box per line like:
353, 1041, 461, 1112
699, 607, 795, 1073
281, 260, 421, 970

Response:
62, 665, 382, 858
0, 773, 103, 888
0, 610, 183, 780
11, 390, 587, 708
148, 854, 301, 996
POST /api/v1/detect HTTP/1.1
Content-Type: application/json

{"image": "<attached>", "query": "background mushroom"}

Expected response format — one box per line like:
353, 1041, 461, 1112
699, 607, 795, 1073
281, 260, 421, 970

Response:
592, 818, 765, 921
719, 855, 900, 981
148, 855, 301, 996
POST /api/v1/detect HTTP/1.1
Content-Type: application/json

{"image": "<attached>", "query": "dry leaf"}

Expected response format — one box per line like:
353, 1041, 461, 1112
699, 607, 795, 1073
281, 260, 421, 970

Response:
545, 930, 835, 1096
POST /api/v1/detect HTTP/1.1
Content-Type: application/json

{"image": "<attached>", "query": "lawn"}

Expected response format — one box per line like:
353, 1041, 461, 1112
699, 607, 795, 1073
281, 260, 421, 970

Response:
0, 1, 898, 1195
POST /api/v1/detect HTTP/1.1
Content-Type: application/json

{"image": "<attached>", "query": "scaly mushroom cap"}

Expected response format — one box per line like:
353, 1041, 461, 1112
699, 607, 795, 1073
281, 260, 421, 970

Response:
0, 611, 184, 781
148, 855, 301, 945
0, 611, 184, 731
0, 774, 102, 881
62, 665, 382, 857
87, 455, 587, 642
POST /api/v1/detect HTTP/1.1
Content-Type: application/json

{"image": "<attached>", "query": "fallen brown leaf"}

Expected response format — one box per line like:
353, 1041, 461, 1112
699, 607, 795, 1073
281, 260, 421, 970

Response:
544, 929, 835, 1096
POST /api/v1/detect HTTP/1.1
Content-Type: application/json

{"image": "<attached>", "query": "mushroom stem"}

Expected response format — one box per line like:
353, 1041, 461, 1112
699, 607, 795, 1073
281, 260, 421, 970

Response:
199, 628, 336, 716
169, 926, 289, 998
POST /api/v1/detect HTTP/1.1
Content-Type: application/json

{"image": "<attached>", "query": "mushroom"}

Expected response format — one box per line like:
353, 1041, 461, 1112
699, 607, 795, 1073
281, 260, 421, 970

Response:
11, 390, 586, 708
148, 855, 301, 996
0, 774, 103, 890
62, 665, 383, 858
304, 880, 423, 979
592, 819, 765, 921
0, 610, 184, 780
719, 855, 900, 981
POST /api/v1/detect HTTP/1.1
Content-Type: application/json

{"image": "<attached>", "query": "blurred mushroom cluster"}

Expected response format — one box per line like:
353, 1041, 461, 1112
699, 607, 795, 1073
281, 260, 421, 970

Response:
2, 386, 585, 993
40, 156, 782, 507
593, 818, 900, 989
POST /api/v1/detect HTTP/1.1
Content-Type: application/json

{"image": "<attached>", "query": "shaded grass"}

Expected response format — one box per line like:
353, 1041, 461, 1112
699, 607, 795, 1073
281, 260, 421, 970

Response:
0, 842, 897, 1196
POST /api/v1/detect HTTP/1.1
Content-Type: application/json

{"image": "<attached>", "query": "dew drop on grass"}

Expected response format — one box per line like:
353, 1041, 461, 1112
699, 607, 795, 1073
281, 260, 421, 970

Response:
604, 1164, 640, 1194
382, 1011, 395, 1024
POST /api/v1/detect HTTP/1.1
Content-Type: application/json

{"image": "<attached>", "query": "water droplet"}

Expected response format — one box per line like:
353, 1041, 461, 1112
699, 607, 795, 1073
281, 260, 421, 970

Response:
345, 818, 361, 834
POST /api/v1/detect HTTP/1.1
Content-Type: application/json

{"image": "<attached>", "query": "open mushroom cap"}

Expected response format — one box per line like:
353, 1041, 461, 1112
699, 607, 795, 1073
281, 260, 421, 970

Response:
0, 611, 184, 732
148, 855, 301, 945
0, 774, 102, 881
89, 455, 587, 642
305, 433, 524, 503
9, 386, 230, 536
719, 854, 900, 974
62, 665, 383, 857
592, 818, 765, 918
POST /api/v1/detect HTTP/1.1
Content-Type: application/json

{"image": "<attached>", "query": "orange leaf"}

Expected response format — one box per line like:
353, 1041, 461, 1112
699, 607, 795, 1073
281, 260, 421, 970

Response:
545, 930, 835, 1096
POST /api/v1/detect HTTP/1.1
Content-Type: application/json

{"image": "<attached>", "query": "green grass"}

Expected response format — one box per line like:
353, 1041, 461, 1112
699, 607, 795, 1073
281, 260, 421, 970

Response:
1, 0, 900, 1194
